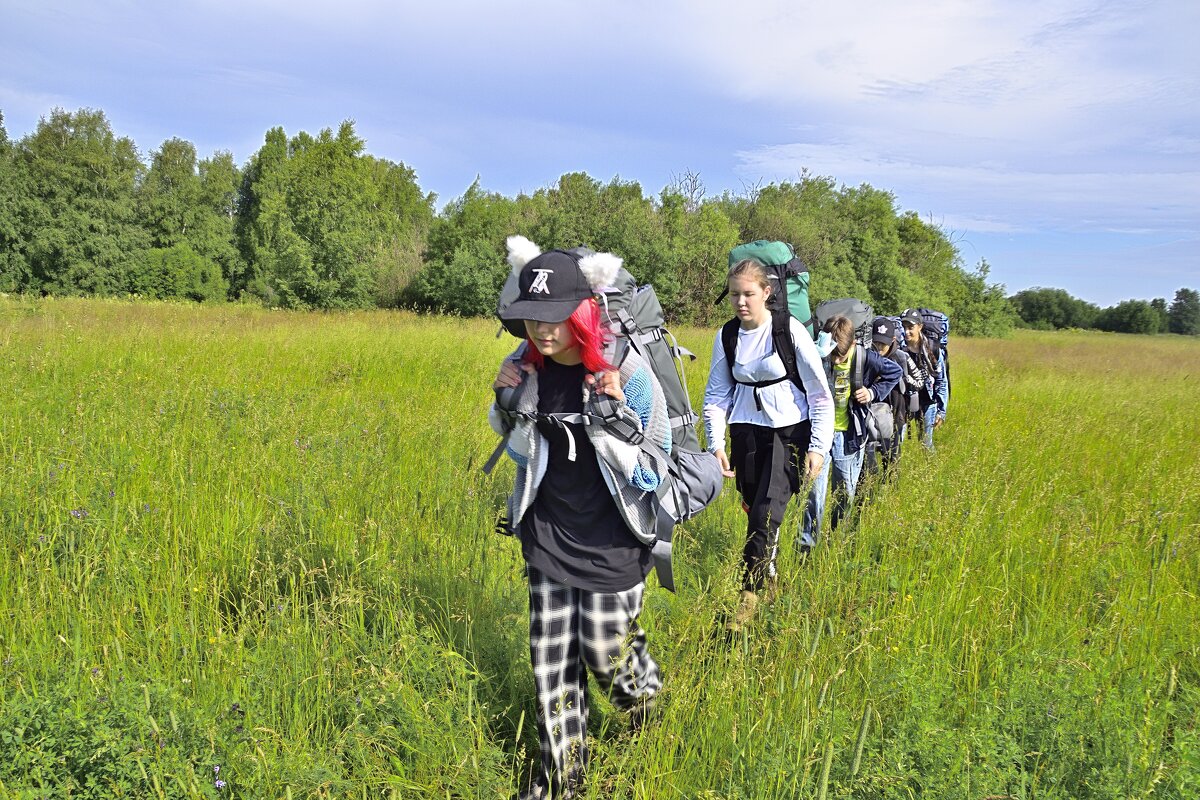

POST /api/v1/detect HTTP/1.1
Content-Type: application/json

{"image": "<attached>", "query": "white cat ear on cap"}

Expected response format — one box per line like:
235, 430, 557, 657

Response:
506, 235, 541, 273
577, 252, 622, 292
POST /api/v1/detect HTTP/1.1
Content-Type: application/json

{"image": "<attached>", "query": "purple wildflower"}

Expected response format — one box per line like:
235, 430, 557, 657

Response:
69, 508, 88, 520
215, 779, 226, 789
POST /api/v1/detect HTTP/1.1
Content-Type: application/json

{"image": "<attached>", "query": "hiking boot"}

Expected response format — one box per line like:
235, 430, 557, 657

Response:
727, 590, 759, 632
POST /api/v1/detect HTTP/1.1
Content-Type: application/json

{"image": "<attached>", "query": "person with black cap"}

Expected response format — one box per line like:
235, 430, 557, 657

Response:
489, 235, 670, 800
797, 314, 901, 553
900, 310, 947, 450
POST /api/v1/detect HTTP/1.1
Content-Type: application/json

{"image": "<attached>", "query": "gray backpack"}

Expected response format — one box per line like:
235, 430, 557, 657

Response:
813, 298, 875, 347
490, 249, 722, 591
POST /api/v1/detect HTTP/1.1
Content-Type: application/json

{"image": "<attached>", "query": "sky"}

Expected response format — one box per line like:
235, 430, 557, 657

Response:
2, 0, 1197, 306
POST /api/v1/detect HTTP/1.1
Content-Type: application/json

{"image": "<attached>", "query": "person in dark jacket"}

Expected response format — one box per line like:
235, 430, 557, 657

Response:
798, 315, 901, 551
868, 316, 920, 472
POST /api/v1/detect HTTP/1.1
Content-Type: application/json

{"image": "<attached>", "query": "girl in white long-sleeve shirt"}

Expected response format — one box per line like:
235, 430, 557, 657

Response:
702, 258, 834, 624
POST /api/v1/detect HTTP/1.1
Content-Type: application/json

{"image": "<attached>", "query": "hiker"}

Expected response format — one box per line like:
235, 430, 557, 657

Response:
900, 309, 947, 449
869, 316, 920, 470
489, 243, 668, 800
797, 315, 901, 551
702, 258, 833, 629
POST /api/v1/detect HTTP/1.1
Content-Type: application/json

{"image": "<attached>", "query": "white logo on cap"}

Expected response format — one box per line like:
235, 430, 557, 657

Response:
878, 324, 887, 333
530, 269, 553, 294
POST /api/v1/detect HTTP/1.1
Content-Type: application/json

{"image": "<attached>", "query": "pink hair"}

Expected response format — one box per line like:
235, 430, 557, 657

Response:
522, 297, 613, 372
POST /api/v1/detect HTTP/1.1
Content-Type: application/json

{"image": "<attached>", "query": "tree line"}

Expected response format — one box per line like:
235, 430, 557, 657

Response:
1010, 287, 1199, 336
3, 107, 1026, 334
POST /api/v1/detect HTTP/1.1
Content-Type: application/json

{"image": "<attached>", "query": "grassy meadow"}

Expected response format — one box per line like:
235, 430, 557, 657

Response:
1, 297, 1197, 799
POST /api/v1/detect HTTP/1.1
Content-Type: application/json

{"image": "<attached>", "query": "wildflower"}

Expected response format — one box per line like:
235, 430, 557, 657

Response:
69, 508, 89, 520
215, 780, 226, 789
91, 666, 100, 677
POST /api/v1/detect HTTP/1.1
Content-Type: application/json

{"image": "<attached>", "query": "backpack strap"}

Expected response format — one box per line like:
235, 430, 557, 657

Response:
483, 345, 531, 475
722, 313, 806, 411
720, 318, 739, 374
771, 309, 804, 395
851, 343, 864, 396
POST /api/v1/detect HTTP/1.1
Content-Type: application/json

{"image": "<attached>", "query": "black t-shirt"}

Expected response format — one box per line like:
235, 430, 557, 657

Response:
520, 358, 652, 592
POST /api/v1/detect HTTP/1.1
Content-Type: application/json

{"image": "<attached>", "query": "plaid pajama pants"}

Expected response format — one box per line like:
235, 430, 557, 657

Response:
525, 565, 663, 799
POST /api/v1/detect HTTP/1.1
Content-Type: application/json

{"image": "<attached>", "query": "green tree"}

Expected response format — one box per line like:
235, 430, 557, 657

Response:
0, 111, 29, 292
409, 179, 526, 316
1095, 299, 1162, 334
236, 121, 433, 309
524, 173, 679, 311
659, 188, 739, 324
136, 138, 243, 300
132, 243, 228, 302
1150, 298, 1170, 333
945, 259, 1016, 337
1010, 287, 1100, 330
1168, 288, 1200, 335
12, 108, 149, 295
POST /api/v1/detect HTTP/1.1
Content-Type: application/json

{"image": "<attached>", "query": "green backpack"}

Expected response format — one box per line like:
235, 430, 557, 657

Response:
720, 240, 814, 339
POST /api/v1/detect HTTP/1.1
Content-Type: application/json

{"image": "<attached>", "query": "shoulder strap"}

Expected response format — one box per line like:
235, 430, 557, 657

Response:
770, 310, 803, 393
852, 344, 865, 395
483, 369, 531, 475
720, 318, 739, 375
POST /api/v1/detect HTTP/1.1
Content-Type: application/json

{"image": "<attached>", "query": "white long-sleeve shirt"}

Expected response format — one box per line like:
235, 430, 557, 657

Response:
702, 317, 834, 455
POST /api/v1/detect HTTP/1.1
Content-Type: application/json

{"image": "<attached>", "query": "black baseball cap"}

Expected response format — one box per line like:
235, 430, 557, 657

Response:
872, 317, 897, 344
498, 250, 594, 324
901, 310, 923, 327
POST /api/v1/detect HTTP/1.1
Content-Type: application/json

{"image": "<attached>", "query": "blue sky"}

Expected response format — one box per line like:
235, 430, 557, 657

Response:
2, 0, 1197, 306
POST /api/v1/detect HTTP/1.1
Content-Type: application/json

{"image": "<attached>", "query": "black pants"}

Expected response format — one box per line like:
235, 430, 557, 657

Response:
729, 421, 811, 592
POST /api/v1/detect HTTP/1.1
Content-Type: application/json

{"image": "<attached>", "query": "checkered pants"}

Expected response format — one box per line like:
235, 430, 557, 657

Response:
525, 565, 663, 799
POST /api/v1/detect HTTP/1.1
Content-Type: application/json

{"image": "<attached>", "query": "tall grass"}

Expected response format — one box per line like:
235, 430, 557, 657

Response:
1, 299, 1196, 798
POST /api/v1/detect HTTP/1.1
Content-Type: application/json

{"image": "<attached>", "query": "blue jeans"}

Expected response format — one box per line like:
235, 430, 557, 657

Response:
919, 405, 938, 450
799, 431, 864, 548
